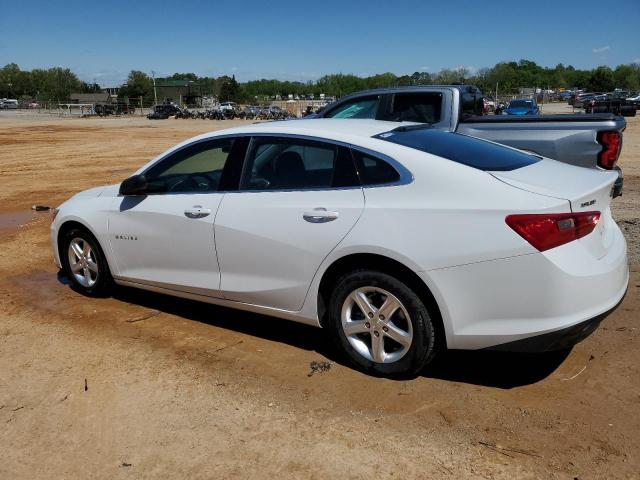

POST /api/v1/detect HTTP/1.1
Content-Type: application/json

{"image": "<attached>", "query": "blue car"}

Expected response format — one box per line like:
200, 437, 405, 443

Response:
504, 99, 540, 115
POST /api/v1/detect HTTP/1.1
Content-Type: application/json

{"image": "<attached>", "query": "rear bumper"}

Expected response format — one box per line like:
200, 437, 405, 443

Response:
421, 221, 629, 350
484, 289, 625, 352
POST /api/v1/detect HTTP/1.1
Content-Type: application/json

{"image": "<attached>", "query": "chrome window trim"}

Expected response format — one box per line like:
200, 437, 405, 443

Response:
232, 133, 413, 194
136, 132, 413, 196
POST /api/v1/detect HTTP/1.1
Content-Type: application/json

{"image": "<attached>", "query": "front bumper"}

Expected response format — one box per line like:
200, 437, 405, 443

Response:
51, 221, 62, 269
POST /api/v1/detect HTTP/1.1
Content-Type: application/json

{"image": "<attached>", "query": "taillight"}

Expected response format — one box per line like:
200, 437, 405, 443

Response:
597, 131, 622, 169
506, 211, 600, 252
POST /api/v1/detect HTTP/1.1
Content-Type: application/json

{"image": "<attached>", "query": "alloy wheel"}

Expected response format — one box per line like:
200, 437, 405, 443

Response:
341, 286, 413, 363
67, 237, 99, 288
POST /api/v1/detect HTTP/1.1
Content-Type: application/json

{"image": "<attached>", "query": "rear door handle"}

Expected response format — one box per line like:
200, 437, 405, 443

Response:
184, 206, 212, 219
303, 208, 339, 223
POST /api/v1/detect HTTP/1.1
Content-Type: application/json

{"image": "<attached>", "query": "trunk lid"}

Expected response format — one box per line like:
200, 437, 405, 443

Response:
490, 158, 617, 212
491, 159, 618, 258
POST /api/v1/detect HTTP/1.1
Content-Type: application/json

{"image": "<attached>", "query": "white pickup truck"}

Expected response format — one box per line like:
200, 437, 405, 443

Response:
311, 85, 626, 196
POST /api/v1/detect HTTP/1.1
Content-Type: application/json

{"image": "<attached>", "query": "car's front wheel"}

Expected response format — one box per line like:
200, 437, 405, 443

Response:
60, 227, 113, 296
329, 270, 439, 377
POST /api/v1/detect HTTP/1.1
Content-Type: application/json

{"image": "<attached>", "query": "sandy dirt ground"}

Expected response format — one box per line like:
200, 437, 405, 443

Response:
0, 109, 639, 479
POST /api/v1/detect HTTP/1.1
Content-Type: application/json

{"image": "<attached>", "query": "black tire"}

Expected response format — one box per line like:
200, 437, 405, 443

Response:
328, 270, 439, 377
60, 227, 113, 297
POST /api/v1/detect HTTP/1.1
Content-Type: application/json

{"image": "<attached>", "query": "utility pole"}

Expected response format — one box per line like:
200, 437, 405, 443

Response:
151, 70, 158, 106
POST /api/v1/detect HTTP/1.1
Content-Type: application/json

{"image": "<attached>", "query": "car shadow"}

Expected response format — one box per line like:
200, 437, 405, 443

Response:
63, 275, 570, 389
110, 284, 341, 357
422, 348, 571, 389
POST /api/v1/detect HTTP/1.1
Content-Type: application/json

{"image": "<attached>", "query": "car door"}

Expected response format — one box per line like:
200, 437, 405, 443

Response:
108, 136, 247, 296
214, 135, 365, 311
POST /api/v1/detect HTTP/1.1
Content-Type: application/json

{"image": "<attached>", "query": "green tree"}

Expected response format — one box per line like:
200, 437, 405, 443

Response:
613, 64, 640, 90
587, 66, 615, 92
219, 75, 243, 102
118, 70, 153, 101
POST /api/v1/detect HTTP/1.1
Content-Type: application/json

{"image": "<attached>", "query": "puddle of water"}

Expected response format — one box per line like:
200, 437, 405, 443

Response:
0, 211, 35, 232
8, 270, 69, 312
0, 209, 54, 237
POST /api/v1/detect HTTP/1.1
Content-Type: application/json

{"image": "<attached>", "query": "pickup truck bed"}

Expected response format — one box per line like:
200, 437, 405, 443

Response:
457, 113, 625, 169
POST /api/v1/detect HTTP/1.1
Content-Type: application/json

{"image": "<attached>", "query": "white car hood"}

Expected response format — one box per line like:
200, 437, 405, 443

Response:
71, 184, 119, 199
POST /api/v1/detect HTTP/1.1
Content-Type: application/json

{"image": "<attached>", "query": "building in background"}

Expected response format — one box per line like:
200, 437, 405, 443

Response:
155, 80, 206, 107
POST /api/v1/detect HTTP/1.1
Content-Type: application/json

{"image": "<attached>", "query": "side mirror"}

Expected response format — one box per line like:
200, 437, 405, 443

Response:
119, 174, 148, 196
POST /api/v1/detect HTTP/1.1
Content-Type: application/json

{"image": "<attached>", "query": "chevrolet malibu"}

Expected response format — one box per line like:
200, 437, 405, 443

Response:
51, 119, 628, 376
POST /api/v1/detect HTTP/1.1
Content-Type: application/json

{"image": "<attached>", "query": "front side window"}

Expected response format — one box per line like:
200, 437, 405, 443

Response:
241, 137, 358, 190
325, 96, 379, 119
145, 138, 235, 193
383, 92, 443, 123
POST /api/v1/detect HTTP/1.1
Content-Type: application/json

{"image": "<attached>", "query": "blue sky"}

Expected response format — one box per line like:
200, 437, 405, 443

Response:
2, 0, 639, 85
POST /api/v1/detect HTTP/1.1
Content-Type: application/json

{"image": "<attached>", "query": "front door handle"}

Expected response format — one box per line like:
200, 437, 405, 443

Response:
303, 208, 339, 223
184, 206, 212, 219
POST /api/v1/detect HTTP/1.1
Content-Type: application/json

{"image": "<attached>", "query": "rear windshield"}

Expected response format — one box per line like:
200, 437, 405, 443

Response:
509, 100, 533, 108
382, 92, 443, 124
374, 127, 540, 171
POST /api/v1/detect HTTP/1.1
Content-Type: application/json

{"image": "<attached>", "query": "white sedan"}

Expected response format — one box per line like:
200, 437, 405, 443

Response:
51, 119, 628, 376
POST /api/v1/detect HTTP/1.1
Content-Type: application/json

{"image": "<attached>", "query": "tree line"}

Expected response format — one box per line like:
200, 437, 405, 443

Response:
2, 60, 639, 103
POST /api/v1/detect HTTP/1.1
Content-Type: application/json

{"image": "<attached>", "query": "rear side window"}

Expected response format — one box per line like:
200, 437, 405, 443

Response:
382, 92, 443, 123
352, 150, 400, 185
374, 128, 539, 171
325, 96, 379, 119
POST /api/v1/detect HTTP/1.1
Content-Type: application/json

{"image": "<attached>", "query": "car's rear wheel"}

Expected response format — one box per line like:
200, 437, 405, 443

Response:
329, 270, 438, 377
61, 228, 113, 296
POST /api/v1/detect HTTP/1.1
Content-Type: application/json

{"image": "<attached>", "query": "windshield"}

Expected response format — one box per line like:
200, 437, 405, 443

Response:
508, 100, 533, 108
374, 128, 540, 171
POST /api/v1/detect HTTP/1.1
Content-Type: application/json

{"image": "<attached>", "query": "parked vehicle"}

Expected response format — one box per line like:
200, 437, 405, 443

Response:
626, 93, 640, 109
503, 98, 540, 115
309, 86, 626, 196
584, 93, 637, 117
51, 119, 628, 376
243, 105, 261, 119
94, 102, 136, 116
147, 103, 181, 120
174, 108, 197, 119
1, 98, 19, 109
569, 91, 592, 106
219, 101, 237, 112
482, 97, 495, 114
